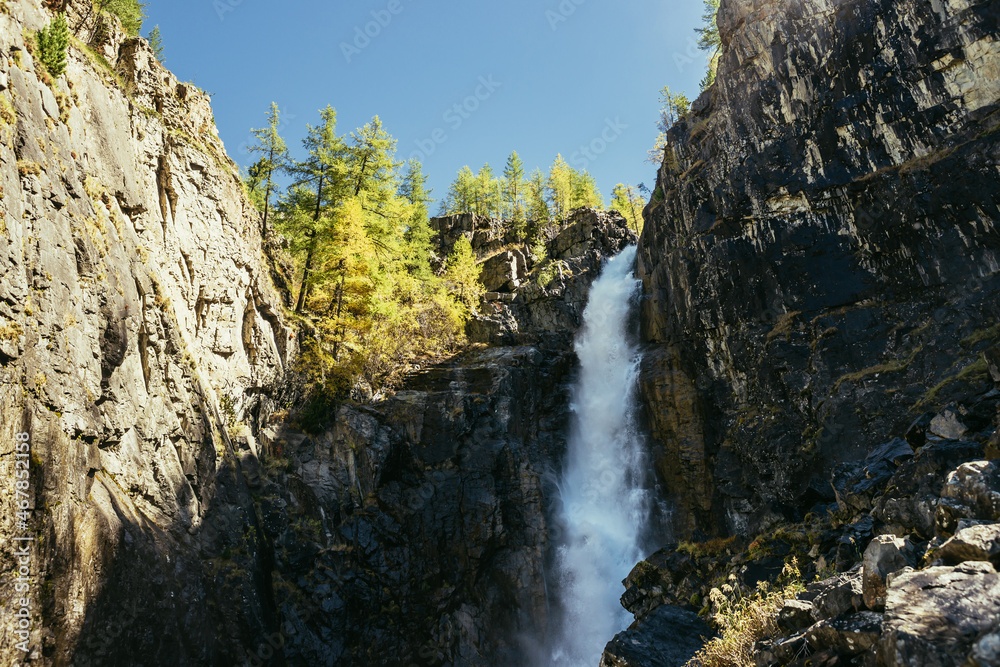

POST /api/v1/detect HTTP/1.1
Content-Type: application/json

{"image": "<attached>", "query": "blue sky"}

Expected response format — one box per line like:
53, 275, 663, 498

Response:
146, 1, 710, 209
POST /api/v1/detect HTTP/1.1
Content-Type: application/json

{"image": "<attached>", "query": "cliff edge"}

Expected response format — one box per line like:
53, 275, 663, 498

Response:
0, 1, 293, 662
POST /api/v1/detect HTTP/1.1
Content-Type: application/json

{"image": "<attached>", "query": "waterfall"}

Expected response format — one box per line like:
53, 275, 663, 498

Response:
547, 245, 651, 666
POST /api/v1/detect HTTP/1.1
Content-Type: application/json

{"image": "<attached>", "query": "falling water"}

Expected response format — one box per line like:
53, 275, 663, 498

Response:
548, 246, 651, 666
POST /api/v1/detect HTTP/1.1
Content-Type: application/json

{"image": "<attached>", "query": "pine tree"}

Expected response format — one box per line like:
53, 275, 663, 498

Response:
248, 102, 289, 237
399, 159, 435, 280
548, 155, 573, 222
146, 24, 165, 62
526, 168, 550, 248
443, 166, 476, 215
285, 105, 348, 314
474, 163, 500, 218
503, 151, 526, 239
696, 0, 721, 55
36, 13, 69, 78
570, 170, 603, 209
611, 184, 645, 234
348, 115, 401, 203
104, 0, 147, 35
648, 87, 691, 164
445, 236, 483, 312
696, 0, 721, 90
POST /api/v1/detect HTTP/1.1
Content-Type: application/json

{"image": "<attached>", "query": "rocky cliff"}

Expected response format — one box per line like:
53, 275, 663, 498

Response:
637, 0, 1000, 538
610, 0, 1000, 664
0, 1, 293, 663
245, 209, 636, 665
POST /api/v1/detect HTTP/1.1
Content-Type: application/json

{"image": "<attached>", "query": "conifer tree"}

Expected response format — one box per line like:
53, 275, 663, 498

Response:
445, 236, 482, 312
443, 166, 476, 215
474, 163, 500, 218
570, 170, 603, 209
36, 13, 69, 78
503, 151, 526, 238
547, 155, 573, 222
399, 159, 434, 280
697, 0, 721, 90
286, 106, 347, 314
648, 87, 691, 163
248, 102, 289, 237
611, 183, 645, 234
348, 115, 400, 203
146, 24, 165, 62
526, 168, 550, 248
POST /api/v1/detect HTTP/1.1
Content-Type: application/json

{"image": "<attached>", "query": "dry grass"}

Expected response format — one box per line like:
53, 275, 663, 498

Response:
687, 562, 804, 667
677, 536, 739, 558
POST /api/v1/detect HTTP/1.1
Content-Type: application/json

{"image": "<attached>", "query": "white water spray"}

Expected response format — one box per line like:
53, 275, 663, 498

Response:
548, 246, 651, 666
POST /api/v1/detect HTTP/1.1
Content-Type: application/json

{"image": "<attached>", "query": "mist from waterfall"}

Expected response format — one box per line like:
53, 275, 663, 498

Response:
547, 245, 652, 666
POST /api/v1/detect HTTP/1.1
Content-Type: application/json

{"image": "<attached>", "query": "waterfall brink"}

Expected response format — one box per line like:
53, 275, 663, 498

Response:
548, 245, 650, 666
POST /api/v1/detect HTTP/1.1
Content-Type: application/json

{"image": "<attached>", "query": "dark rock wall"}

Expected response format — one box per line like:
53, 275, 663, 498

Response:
638, 0, 1000, 537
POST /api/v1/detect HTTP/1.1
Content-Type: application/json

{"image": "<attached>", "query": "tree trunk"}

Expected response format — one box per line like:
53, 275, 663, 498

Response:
331, 271, 346, 361
294, 173, 325, 314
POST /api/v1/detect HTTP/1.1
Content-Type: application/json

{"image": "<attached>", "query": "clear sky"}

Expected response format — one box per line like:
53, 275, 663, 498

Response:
146, 0, 710, 210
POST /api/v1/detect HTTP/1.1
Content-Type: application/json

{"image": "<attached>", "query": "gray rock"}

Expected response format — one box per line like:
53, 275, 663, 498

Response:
479, 250, 522, 292
804, 611, 883, 656
930, 404, 972, 440
936, 523, 1000, 567
936, 461, 1000, 537
600, 605, 714, 667
811, 568, 864, 621
863, 535, 912, 610
777, 598, 815, 634
879, 562, 1000, 667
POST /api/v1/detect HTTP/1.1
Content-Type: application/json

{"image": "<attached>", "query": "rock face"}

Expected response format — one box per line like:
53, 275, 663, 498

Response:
600, 605, 714, 667
880, 562, 1000, 667
0, 1, 292, 664
470, 208, 637, 346
637, 0, 1000, 536
246, 213, 638, 664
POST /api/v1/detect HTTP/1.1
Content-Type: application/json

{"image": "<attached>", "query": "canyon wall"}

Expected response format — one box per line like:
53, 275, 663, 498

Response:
0, 1, 293, 663
638, 0, 1000, 538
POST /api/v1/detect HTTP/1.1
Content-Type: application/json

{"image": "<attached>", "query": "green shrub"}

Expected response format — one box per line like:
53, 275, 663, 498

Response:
104, 0, 147, 36
36, 13, 69, 77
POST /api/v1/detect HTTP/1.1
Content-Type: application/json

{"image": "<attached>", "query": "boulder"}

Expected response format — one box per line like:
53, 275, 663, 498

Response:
810, 568, 864, 622
863, 535, 913, 610
874, 441, 986, 538
777, 599, 816, 634
480, 250, 523, 292
879, 562, 1000, 667
929, 403, 973, 440
936, 460, 1000, 537
771, 633, 807, 664
600, 605, 714, 667
935, 523, 1000, 567
804, 612, 883, 656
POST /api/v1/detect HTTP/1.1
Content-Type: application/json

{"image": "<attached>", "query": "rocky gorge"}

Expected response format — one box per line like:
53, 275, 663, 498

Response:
0, 0, 997, 665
